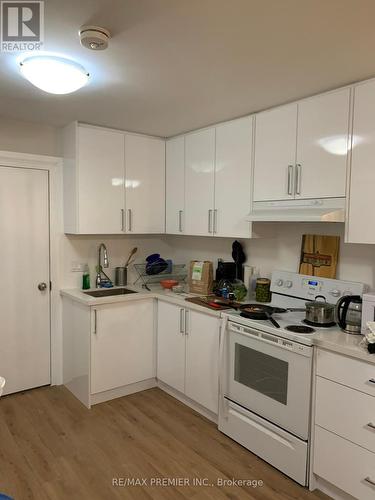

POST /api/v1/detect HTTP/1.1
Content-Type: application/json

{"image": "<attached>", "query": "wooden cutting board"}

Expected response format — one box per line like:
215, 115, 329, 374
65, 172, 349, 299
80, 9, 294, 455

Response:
299, 234, 340, 278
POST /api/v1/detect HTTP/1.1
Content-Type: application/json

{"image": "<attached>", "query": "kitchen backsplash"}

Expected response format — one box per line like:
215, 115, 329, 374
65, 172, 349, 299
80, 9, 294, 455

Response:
62, 222, 375, 292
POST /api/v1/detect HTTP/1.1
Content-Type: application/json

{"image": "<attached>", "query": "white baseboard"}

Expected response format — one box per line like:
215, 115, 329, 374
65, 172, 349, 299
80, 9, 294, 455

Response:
90, 378, 157, 405
157, 380, 218, 424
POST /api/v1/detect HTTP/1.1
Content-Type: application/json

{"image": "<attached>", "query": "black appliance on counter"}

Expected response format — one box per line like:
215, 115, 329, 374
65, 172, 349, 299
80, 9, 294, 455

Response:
215, 260, 237, 282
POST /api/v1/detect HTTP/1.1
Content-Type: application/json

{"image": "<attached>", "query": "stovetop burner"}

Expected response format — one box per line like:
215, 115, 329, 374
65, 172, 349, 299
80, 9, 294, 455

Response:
303, 319, 336, 328
285, 325, 316, 334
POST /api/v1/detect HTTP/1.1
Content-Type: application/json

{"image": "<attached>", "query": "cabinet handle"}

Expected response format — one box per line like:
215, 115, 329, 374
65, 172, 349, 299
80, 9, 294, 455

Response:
295, 163, 302, 195
366, 422, 375, 430
178, 210, 183, 232
93, 309, 97, 335
208, 209, 213, 233
287, 165, 294, 195
128, 209, 132, 231
364, 476, 375, 487
213, 209, 218, 234
368, 378, 375, 384
179, 308, 185, 334
121, 209, 125, 232
184, 310, 189, 335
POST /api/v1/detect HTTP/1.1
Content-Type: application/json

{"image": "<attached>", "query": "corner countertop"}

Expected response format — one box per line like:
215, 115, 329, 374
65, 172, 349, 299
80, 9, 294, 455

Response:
313, 329, 375, 365
60, 285, 223, 318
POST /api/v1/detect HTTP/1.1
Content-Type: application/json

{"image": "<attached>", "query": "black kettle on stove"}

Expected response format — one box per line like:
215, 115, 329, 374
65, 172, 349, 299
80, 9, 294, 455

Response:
335, 295, 362, 335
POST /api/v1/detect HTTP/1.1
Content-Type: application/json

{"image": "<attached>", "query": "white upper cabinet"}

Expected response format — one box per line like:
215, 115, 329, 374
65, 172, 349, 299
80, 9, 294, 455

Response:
253, 104, 297, 202
166, 136, 185, 234
214, 117, 253, 238
62, 123, 165, 234
124, 134, 165, 234
184, 128, 216, 236
63, 123, 125, 234
296, 88, 350, 199
347, 80, 375, 243
253, 89, 350, 202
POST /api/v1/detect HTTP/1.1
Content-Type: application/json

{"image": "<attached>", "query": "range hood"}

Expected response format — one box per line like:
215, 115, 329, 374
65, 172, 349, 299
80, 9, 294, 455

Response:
246, 198, 346, 222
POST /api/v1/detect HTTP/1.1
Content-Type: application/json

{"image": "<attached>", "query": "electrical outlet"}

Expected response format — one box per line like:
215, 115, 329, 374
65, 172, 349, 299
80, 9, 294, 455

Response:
71, 262, 86, 272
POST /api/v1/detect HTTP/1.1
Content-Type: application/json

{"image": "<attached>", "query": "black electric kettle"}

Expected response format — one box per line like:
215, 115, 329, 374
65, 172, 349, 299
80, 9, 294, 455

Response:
335, 295, 362, 334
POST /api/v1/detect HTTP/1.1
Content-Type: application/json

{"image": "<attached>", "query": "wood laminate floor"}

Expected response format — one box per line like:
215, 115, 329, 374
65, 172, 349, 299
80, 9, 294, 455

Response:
0, 386, 328, 500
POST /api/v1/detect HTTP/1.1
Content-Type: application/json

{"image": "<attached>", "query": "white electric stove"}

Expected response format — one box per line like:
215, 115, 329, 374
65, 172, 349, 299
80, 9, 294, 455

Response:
224, 270, 365, 346
219, 270, 365, 487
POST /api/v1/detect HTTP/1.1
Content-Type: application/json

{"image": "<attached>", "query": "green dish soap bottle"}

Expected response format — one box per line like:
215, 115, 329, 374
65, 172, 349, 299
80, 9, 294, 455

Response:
82, 264, 91, 290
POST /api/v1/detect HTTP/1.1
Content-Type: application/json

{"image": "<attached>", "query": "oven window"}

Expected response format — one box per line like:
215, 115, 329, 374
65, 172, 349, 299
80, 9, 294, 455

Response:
234, 343, 289, 405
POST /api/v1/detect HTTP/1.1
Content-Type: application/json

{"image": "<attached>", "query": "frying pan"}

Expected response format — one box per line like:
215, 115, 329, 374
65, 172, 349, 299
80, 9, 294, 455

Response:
238, 304, 304, 329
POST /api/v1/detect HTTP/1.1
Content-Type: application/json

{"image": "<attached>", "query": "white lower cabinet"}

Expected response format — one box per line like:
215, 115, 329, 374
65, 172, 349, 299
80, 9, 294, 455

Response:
91, 300, 155, 394
313, 349, 375, 499
157, 300, 220, 414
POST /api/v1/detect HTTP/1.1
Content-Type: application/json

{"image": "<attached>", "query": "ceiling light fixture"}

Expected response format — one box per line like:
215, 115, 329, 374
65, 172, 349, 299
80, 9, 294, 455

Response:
19, 55, 89, 94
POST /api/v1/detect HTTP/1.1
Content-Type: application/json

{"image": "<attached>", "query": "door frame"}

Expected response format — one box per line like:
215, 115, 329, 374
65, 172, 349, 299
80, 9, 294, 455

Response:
0, 150, 63, 386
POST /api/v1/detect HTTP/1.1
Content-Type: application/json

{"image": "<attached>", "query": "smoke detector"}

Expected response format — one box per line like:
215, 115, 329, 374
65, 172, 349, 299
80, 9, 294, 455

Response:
79, 25, 111, 51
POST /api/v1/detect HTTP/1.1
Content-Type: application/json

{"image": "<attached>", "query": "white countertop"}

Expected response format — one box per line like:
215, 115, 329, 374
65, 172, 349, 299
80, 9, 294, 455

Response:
60, 286, 375, 364
60, 285, 222, 317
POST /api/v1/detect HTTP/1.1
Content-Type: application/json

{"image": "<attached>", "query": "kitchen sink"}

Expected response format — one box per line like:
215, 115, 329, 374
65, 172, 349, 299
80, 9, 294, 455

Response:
83, 288, 138, 297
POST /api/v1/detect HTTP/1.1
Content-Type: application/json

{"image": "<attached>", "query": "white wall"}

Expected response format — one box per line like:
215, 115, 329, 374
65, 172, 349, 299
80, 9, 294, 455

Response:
0, 116, 60, 156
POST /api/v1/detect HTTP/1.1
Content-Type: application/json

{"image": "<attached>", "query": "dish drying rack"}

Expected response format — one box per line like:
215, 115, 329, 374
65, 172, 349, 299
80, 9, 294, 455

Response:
133, 263, 187, 290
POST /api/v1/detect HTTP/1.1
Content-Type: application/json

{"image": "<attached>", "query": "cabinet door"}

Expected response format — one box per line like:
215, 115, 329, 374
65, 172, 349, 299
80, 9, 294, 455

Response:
296, 88, 350, 199
125, 134, 165, 233
185, 128, 215, 235
78, 126, 125, 234
215, 117, 253, 237
157, 301, 185, 393
91, 300, 155, 394
253, 104, 297, 201
347, 81, 375, 243
185, 310, 220, 413
166, 136, 185, 234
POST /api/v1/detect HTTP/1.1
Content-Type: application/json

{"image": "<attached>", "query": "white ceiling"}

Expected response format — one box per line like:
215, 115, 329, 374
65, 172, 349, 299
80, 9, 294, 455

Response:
1, 0, 375, 137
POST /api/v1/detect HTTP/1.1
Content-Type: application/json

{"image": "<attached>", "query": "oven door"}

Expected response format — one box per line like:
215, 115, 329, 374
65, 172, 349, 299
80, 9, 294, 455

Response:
224, 321, 312, 439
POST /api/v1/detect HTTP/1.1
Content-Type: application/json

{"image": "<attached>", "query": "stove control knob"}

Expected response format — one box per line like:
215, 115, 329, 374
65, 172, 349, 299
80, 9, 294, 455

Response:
285, 280, 293, 288
330, 289, 341, 298
276, 279, 284, 286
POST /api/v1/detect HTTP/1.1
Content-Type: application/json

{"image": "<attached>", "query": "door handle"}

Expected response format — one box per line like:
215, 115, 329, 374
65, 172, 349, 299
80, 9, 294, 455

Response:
366, 422, 375, 430
287, 165, 294, 195
213, 209, 218, 234
208, 209, 213, 233
128, 209, 132, 231
93, 309, 97, 335
178, 210, 183, 232
179, 308, 185, 334
368, 378, 375, 384
295, 163, 302, 195
38, 282, 47, 291
121, 209, 125, 232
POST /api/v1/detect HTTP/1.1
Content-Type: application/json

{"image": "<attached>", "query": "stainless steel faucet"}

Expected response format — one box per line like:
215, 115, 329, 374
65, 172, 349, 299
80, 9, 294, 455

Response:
96, 243, 113, 288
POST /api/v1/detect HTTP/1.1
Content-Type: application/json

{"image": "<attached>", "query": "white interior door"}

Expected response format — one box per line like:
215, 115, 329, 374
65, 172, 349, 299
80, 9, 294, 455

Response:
0, 166, 50, 395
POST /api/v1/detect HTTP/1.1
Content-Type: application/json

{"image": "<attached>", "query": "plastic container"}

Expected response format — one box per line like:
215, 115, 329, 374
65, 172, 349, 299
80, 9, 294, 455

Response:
82, 264, 90, 290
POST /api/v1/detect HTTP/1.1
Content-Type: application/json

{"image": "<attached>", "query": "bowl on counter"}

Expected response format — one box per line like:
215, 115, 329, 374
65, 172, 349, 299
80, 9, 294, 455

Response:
160, 279, 179, 289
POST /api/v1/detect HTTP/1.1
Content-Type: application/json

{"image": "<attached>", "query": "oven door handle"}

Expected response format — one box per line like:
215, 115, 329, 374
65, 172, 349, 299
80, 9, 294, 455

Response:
226, 398, 296, 449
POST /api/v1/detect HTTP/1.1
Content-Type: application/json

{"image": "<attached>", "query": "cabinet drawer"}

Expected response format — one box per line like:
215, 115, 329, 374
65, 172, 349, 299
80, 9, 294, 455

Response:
316, 376, 375, 453
314, 426, 375, 500
316, 349, 375, 396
